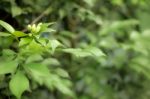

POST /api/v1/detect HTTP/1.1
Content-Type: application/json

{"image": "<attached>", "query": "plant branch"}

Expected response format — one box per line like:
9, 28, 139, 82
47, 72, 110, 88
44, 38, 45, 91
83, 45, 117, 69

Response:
22, 7, 52, 32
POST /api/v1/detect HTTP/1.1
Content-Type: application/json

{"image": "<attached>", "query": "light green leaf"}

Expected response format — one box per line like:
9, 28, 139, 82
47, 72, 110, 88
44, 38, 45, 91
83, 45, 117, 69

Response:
63, 47, 105, 58
19, 37, 32, 47
2, 49, 16, 56
55, 68, 69, 78
49, 39, 62, 53
2, 49, 16, 60
63, 48, 92, 57
0, 61, 18, 75
39, 22, 55, 33
0, 32, 11, 37
85, 47, 105, 57
0, 20, 15, 33
42, 58, 60, 66
54, 78, 73, 96
12, 31, 27, 37
25, 63, 50, 84
11, 5, 22, 17
27, 40, 44, 54
9, 71, 29, 99
44, 78, 54, 90
26, 54, 43, 63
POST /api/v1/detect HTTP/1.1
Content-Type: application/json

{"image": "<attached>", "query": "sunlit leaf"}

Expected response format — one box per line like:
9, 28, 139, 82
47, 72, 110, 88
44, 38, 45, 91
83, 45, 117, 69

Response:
0, 61, 18, 75
9, 71, 29, 99
19, 37, 32, 47
25, 63, 50, 84
49, 39, 62, 53
0, 20, 15, 33
63, 47, 105, 58
27, 40, 44, 53
26, 54, 43, 63
12, 31, 27, 37
39, 22, 55, 33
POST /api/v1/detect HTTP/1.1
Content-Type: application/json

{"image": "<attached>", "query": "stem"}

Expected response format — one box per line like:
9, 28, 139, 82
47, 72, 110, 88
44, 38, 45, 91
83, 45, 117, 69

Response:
22, 7, 52, 32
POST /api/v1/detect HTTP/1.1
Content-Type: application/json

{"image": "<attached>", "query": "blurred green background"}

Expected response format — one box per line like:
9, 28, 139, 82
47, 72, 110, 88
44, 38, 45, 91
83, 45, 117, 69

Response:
0, 0, 150, 99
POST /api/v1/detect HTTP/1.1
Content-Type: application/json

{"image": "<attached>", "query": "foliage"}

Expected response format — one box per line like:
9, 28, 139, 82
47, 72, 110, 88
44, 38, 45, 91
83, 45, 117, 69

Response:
0, 0, 150, 99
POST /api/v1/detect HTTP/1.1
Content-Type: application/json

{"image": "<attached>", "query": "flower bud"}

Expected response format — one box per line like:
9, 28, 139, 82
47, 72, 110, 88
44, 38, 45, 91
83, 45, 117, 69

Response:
27, 25, 32, 30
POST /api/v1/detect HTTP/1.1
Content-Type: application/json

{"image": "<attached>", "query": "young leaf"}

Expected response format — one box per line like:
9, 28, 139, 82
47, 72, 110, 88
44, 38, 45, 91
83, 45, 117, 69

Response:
19, 37, 32, 47
27, 40, 44, 54
9, 71, 29, 99
0, 61, 18, 75
12, 31, 27, 37
0, 20, 15, 33
39, 22, 55, 33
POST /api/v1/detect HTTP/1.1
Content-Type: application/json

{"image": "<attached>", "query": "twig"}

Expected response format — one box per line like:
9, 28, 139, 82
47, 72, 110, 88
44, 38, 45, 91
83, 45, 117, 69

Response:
22, 7, 52, 32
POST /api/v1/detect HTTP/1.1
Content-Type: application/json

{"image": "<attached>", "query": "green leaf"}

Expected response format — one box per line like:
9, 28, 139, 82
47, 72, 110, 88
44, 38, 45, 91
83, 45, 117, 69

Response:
0, 61, 18, 75
63, 48, 92, 57
19, 37, 32, 47
63, 47, 105, 58
0, 20, 15, 33
27, 40, 44, 54
12, 31, 27, 37
26, 54, 43, 63
25, 63, 50, 84
2, 49, 16, 60
9, 71, 29, 99
0, 32, 11, 37
2, 49, 16, 56
11, 5, 22, 17
55, 68, 69, 78
44, 74, 73, 96
39, 22, 55, 33
85, 47, 105, 57
49, 39, 62, 53
44, 77, 54, 90
53, 77, 73, 96
42, 58, 60, 66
